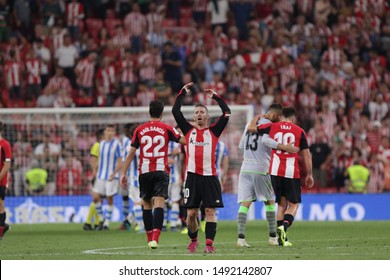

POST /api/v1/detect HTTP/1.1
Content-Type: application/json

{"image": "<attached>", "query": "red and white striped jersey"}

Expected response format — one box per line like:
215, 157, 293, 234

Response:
296, 0, 314, 15
75, 58, 95, 87
138, 52, 161, 81
350, 76, 375, 105
66, 2, 84, 27
0, 138, 12, 187
124, 12, 147, 36
4, 60, 22, 87
137, 89, 156, 106
322, 48, 343, 66
119, 59, 137, 83
47, 76, 72, 93
25, 58, 42, 85
96, 65, 116, 94
113, 33, 130, 49
146, 12, 163, 33
258, 121, 309, 179
131, 120, 182, 174
184, 127, 220, 176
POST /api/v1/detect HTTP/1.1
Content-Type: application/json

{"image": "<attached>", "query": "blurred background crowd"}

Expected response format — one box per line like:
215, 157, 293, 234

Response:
1, 0, 390, 195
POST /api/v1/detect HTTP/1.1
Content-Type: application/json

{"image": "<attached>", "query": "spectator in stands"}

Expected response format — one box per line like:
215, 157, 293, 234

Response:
25, 160, 48, 196
12, 131, 32, 196
138, 44, 161, 88
96, 56, 117, 106
161, 41, 182, 93
75, 52, 97, 98
153, 69, 172, 105
41, 0, 64, 27
35, 141, 59, 196
124, 3, 147, 54
0, 0, 10, 42
310, 130, 332, 189
66, 0, 85, 42
25, 49, 42, 103
57, 149, 82, 195
207, 0, 230, 34
33, 38, 51, 89
55, 34, 78, 87
4, 49, 23, 103
13, 0, 32, 38
344, 160, 370, 194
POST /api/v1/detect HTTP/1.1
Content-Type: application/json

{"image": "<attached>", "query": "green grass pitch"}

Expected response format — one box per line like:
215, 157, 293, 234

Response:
0, 221, 389, 260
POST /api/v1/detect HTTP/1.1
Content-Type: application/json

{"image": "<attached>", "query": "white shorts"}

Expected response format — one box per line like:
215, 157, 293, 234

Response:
93, 178, 119, 197
118, 184, 129, 197
168, 182, 182, 202
237, 172, 275, 203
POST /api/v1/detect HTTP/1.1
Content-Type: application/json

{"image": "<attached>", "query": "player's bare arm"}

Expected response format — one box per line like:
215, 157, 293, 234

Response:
301, 148, 314, 188
109, 157, 123, 181
120, 147, 136, 188
247, 114, 263, 133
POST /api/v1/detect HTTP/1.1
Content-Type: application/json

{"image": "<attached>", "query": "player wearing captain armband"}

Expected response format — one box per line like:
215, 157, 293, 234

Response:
172, 82, 230, 254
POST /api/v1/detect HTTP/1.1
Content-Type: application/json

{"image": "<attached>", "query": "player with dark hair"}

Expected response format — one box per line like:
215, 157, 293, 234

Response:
172, 82, 231, 253
93, 124, 123, 230
0, 121, 11, 239
249, 106, 314, 246
237, 104, 299, 247
120, 100, 185, 249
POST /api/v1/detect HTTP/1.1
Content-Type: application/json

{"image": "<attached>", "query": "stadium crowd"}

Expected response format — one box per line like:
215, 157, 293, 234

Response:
1, 0, 390, 195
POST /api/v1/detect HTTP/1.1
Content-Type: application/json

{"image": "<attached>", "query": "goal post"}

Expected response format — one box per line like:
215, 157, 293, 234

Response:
1, 105, 253, 223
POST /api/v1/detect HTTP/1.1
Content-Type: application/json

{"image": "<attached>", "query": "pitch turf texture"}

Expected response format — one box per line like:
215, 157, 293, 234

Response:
1, 221, 389, 260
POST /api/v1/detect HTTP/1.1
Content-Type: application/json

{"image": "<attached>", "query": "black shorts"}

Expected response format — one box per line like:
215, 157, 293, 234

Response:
0, 186, 6, 200
184, 172, 224, 208
139, 171, 169, 200
271, 175, 302, 204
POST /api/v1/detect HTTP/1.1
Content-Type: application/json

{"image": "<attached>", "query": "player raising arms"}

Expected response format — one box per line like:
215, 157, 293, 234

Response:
172, 82, 231, 254
0, 121, 11, 240
120, 100, 185, 249
249, 106, 314, 246
237, 104, 299, 247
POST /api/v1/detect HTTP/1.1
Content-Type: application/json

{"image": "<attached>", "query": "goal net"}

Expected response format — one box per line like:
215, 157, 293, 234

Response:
1, 105, 253, 223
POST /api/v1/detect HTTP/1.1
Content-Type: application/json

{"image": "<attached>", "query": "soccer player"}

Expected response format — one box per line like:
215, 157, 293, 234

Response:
251, 107, 314, 247
165, 140, 183, 231
83, 128, 104, 230
0, 121, 11, 240
120, 123, 143, 232
172, 82, 230, 254
237, 104, 299, 247
93, 124, 123, 230
120, 100, 185, 249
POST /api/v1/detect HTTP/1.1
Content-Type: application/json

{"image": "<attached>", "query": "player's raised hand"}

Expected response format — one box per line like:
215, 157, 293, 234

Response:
205, 88, 218, 99
182, 82, 193, 94
120, 174, 128, 189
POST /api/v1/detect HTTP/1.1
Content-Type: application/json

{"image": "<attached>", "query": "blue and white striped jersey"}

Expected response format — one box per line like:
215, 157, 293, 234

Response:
215, 140, 228, 180
168, 141, 181, 184
97, 138, 123, 180
122, 135, 139, 187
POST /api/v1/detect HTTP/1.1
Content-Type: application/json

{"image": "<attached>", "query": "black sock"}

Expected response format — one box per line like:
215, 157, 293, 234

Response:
277, 220, 283, 228
205, 222, 217, 241
153, 207, 164, 230
283, 214, 294, 231
143, 209, 153, 231
188, 229, 198, 241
